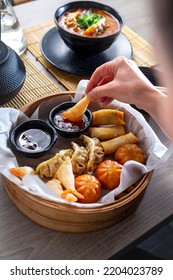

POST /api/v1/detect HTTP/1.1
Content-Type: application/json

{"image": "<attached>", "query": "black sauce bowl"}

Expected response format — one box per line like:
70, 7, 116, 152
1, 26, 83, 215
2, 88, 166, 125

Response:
10, 119, 58, 158
54, 1, 124, 56
49, 101, 93, 138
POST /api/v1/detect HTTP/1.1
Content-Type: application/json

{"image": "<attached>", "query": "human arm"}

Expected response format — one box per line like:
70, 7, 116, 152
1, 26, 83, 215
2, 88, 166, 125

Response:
86, 56, 169, 137
86, 56, 164, 109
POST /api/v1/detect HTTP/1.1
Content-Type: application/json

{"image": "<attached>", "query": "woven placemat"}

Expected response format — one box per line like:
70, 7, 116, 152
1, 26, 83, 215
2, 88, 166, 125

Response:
1, 54, 62, 109
23, 20, 157, 92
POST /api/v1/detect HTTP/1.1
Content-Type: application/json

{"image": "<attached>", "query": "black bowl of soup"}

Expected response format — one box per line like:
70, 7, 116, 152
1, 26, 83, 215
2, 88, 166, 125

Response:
54, 1, 124, 55
49, 102, 93, 137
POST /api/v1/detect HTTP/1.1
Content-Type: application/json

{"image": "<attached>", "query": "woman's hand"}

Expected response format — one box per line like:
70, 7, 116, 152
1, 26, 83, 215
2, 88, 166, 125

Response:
86, 56, 170, 139
86, 56, 159, 111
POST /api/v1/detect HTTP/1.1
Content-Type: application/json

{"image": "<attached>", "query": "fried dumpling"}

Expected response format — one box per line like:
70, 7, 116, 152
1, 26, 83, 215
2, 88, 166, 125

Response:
71, 142, 88, 176
80, 134, 104, 173
61, 95, 90, 122
46, 178, 63, 196
36, 149, 73, 178
46, 178, 77, 202
54, 156, 84, 200
54, 156, 74, 188
75, 174, 102, 203
95, 160, 122, 190
114, 144, 145, 165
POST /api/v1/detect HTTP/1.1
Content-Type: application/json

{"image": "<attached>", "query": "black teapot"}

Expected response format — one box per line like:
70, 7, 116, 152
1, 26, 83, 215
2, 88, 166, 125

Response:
0, 40, 26, 105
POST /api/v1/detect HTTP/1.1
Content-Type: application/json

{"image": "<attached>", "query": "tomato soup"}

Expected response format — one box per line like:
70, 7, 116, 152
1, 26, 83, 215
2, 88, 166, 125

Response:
58, 8, 120, 37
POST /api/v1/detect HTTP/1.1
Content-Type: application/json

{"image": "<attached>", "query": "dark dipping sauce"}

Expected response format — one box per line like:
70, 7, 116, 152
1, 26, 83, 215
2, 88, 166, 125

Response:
16, 129, 51, 153
54, 111, 89, 132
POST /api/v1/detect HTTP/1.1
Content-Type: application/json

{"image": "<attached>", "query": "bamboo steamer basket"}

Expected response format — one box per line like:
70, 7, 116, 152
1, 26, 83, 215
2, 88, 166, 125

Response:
2, 92, 153, 233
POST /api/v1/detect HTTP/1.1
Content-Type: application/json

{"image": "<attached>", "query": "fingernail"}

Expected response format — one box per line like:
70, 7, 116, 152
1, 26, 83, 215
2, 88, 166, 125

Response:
87, 90, 93, 98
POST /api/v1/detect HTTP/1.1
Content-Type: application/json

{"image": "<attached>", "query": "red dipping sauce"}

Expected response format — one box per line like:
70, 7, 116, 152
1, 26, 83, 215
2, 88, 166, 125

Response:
53, 111, 89, 132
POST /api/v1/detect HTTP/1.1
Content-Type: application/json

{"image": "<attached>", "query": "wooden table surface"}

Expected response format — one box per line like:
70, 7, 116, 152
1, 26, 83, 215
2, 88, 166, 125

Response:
0, 0, 173, 260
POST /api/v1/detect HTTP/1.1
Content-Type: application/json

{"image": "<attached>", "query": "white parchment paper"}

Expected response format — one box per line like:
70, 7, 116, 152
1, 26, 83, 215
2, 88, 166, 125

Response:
1, 80, 173, 207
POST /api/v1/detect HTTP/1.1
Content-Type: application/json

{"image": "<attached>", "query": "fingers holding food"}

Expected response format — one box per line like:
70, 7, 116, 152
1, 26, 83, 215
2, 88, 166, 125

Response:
61, 95, 90, 122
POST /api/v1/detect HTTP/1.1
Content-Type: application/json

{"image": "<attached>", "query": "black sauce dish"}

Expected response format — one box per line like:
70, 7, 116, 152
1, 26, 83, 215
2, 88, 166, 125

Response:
54, 1, 124, 55
10, 120, 58, 158
49, 101, 93, 138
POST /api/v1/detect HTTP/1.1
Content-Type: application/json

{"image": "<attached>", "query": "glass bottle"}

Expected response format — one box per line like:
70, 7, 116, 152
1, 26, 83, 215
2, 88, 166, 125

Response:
0, 0, 27, 55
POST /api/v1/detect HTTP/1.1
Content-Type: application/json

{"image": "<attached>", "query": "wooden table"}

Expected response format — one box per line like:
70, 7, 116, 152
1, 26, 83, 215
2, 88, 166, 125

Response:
0, 0, 173, 260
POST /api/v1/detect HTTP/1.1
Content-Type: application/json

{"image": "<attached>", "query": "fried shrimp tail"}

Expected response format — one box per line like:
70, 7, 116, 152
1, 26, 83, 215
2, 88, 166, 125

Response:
10, 166, 35, 179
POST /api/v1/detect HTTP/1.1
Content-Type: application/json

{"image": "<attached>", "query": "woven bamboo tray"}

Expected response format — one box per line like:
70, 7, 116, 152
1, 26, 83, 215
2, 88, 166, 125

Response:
3, 93, 153, 232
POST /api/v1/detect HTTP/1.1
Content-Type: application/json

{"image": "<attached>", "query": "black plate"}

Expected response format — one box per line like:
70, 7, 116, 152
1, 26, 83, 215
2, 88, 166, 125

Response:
41, 27, 133, 76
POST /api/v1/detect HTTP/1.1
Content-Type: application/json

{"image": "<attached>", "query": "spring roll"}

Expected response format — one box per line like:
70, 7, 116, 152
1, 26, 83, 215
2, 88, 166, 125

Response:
88, 126, 125, 140
101, 132, 138, 154
92, 109, 125, 126
46, 178, 77, 202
